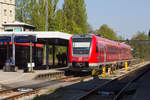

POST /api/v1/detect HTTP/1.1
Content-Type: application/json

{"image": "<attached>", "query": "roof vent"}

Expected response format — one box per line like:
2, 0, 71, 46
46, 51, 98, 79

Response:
95, 34, 101, 37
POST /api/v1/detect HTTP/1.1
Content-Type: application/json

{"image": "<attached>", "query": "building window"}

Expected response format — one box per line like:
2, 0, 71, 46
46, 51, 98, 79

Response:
5, 28, 13, 32
4, 9, 7, 16
14, 28, 22, 32
10, 10, 12, 16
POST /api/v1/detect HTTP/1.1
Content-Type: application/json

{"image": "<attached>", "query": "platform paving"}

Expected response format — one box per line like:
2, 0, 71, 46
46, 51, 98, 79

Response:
132, 68, 150, 100
0, 67, 66, 84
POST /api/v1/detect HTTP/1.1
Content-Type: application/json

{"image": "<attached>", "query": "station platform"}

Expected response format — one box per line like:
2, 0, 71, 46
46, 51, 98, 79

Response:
0, 67, 68, 84
132, 67, 150, 100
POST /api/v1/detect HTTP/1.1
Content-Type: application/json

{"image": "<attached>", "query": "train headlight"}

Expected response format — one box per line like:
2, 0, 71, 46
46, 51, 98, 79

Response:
84, 58, 88, 60
72, 58, 77, 60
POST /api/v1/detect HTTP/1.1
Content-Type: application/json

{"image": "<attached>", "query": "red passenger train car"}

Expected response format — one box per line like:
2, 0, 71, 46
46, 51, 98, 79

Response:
68, 34, 132, 71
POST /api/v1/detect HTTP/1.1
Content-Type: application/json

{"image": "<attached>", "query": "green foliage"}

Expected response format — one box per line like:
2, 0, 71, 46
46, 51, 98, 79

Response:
132, 31, 148, 40
96, 24, 118, 40
131, 31, 150, 58
15, 0, 30, 22
63, 0, 88, 34
29, 0, 46, 31
74, 0, 88, 33
16, 0, 88, 33
54, 9, 64, 31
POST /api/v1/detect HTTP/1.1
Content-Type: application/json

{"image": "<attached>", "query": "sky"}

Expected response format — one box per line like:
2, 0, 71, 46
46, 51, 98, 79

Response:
58, 0, 150, 39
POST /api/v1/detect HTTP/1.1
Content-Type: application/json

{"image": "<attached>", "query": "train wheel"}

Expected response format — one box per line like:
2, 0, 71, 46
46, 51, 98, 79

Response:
65, 69, 73, 76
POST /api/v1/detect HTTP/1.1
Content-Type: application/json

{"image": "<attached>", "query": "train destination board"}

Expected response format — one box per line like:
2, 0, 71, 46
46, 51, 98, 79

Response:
0, 36, 11, 42
14, 35, 37, 43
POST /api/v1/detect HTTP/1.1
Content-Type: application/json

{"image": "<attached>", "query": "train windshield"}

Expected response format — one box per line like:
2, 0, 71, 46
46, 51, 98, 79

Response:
72, 38, 92, 56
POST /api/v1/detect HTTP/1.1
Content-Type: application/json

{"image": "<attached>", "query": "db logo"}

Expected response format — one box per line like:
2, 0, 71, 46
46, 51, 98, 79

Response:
79, 57, 82, 60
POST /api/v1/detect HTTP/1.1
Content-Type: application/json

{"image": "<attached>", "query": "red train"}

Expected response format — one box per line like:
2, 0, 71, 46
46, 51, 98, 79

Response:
68, 34, 132, 71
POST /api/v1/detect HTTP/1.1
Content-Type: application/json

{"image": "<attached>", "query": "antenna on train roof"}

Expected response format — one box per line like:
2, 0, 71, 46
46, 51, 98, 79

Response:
95, 34, 102, 37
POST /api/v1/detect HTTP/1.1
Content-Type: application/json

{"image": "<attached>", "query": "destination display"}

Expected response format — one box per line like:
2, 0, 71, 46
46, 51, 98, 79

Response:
0, 36, 11, 42
14, 35, 36, 43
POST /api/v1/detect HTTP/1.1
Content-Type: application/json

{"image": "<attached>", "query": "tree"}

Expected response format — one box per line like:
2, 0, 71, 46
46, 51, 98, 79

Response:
16, 0, 59, 31
132, 31, 148, 40
63, 0, 77, 33
54, 9, 64, 31
16, 0, 88, 33
131, 31, 149, 58
74, 0, 88, 33
96, 24, 118, 40
63, 0, 88, 34
15, 0, 30, 22
29, 0, 46, 31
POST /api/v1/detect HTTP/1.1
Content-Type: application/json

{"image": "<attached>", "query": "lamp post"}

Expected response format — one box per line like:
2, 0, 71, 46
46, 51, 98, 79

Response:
28, 35, 35, 71
12, 33, 15, 66
45, 0, 48, 31
45, 0, 49, 69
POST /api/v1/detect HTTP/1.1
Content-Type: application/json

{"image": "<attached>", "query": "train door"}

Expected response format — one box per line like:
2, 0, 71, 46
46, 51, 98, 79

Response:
97, 42, 100, 62
103, 44, 106, 64
99, 44, 104, 62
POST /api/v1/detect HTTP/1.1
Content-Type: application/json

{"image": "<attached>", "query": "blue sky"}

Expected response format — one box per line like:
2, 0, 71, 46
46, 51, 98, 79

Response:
58, 0, 150, 39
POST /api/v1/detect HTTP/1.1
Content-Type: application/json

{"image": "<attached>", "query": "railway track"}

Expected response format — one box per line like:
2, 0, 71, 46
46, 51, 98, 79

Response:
0, 60, 146, 100
0, 88, 40, 100
0, 75, 92, 100
78, 64, 150, 100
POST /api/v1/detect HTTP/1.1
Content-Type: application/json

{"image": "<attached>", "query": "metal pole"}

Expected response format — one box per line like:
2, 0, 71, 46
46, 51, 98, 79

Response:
30, 41, 33, 71
6, 42, 9, 60
34, 43, 36, 66
46, 42, 49, 69
52, 44, 55, 66
45, 0, 49, 69
12, 34, 15, 65
45, 0, 48, 31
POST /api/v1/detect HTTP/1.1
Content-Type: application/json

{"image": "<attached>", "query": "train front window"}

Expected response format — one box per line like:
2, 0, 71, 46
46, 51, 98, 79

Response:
72, 38, 91, 55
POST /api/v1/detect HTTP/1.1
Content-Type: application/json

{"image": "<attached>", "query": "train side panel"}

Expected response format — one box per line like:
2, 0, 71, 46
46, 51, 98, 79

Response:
68, 34, 132, 72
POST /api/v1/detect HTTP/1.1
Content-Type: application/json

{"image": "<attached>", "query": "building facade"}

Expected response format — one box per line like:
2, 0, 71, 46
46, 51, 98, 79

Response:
0, 0, 15, 31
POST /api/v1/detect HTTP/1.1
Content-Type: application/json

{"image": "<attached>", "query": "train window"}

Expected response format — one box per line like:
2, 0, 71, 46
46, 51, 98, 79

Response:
96, 43, 98, 53
111, 47, 114, 54
99, 45, 101, 53
101, 45, 104, 53
108, 47, 112, 54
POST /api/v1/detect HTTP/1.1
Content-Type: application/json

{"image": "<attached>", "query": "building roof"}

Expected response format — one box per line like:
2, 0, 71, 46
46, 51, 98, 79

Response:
0, 31, 72, 40
2, 21, 35, 28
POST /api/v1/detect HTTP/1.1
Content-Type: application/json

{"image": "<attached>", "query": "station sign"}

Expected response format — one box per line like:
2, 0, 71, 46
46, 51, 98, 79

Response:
14, 35, 37, 43
0, 36, 11, 42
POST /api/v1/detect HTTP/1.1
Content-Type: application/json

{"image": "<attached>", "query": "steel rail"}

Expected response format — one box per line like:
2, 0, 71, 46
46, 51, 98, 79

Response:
113, 65, 150, 100
0, 75, 92, 100
78, 64, 150, 100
